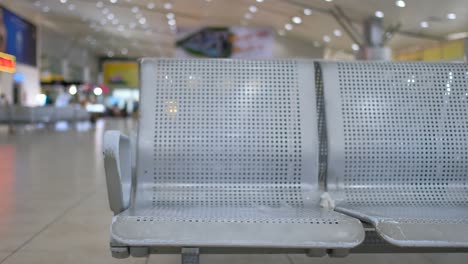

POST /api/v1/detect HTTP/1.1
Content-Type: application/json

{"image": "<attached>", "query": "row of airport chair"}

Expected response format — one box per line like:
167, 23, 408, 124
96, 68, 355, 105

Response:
0, 105, 90, 126
103, 59, 468, 263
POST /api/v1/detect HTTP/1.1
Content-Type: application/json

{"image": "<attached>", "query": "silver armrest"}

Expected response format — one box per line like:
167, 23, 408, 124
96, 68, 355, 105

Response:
104, 131, 132, 214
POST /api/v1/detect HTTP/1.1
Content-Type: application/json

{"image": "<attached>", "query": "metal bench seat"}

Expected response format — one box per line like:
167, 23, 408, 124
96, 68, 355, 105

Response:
319, 61, 468, 248
104, 59, 365, 258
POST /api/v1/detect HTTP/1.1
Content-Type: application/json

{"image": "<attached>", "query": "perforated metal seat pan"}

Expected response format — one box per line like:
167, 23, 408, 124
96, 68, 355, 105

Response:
320, 61, 468, 247
111, 59, 364, 249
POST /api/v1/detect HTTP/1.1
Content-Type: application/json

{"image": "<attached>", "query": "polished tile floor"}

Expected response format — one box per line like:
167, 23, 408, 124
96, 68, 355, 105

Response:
0, 119, 466, 264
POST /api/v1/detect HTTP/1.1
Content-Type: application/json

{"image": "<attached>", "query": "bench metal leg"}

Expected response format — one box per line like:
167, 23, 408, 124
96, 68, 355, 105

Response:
110, 246, 129, 259
182, 248, 199, 264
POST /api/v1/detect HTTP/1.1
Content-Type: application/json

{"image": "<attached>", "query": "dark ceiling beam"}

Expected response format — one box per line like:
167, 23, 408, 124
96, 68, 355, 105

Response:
282, 0, 447, 43
331, 6, 364, 45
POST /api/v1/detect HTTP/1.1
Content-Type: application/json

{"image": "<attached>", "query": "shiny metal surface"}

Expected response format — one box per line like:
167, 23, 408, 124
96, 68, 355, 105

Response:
1, 119, 468, 263
110, 59, 364, 249
320, 61, 468, 247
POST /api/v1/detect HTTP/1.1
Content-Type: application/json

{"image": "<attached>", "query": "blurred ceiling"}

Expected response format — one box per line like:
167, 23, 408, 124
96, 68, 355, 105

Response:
2, 0, 468, 58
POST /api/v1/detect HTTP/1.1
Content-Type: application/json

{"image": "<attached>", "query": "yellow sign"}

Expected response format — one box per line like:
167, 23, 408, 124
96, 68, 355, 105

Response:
103, 61, 139, 88
0, 52, 16, 73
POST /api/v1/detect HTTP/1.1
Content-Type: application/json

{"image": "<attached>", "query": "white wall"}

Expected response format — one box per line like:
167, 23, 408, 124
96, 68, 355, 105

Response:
41, 28, 99, 82
0, 72, 14, 102
274, 36, 324, 58
16, 63, 41, 106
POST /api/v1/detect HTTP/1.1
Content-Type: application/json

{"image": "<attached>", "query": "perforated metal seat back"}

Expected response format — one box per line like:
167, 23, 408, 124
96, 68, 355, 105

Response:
134, 59, 322, 222
321, 61, 468, 208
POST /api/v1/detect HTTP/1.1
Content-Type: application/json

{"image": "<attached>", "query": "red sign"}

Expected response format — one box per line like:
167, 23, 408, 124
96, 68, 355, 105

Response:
0, 52, 16, 73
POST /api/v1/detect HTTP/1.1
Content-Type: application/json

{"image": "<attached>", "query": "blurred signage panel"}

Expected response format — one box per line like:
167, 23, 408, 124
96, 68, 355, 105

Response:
0, 7, 37, 66
176, 27, 274, 58
103, 61, 139, 88
0, 51, 15, 73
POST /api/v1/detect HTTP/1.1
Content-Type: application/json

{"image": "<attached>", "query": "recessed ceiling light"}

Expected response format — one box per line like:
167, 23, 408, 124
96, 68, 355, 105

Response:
284, 23, 293, 31
147, 2, 156, 9
256, 0, 264, 2
249, 5, 258, 13
447, 13, 457, 20
304, 8, 312, 16
292, 16, 302, 24
166, 12, 175, 19
163, 2, 173, 10
96, 1, 103, 8
131, 6, 139, 13
375, 10, 384, 18
121, 48, 128, 55
420, 21, 429, 28
324, 0, 333, 2
395, 0, 406, 7
351, 43, 360, 51
107, 13, 114, 20
60, 0, 67, 3
139, 17, 146, 24
333, 29, 342, 37
168, 19, 176, 26
323, 35, 331, 42
109, 0, 117, 4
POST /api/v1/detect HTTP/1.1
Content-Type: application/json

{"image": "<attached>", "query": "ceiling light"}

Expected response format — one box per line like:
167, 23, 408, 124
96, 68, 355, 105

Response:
249, 5, 257, 13
375, 10, 384, 18
69, 85, 77, 95
304, 8, 312, 16
168, 19, 176, 26
447, 13, 457, 20
96, 1, 103, 8
60, 0, 67, 3
351, 43, 360, 51
163, 2, 173, 10
284, 23, 293, 31
395, 0, 406, 7
420, 21, 429, 28
147, 2, 156, 9
323, 35, 331, 42
166, 12, 175, 19
447, 32, 468, 40
107, 13, 114, 20
256, 0, 264, 2
109, 0, 117, 3
139, 17, 146, 24
292, 16, 302, 24
324, 0, 333, 2
277, 29, 285, 36
121, 48, 128, 55
93, 87, 103, 96
131, 6, 139, 13
333, 29, 342, 37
